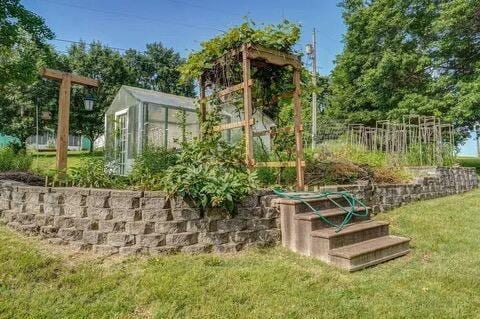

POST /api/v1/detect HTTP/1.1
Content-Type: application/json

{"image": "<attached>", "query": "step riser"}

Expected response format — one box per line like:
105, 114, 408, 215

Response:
291, 197, 363, 214
309, 213, 369, 231
330, 224, 389, 249
330, 242, 410, 271
282, 210, 370, 256
311, 224, 389, 261
280, 208, 295, 251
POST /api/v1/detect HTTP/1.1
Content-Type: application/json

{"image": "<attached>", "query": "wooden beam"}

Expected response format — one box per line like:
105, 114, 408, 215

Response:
213, 119, 254, 132
41, 68, 99, 87
242, 44, 255, 168
218, 80, 253, 99
246, 44, 302, 69
256, 161, 306, 168
55, 74, 72, 177
201, 79, 254, 103
252, 125, 303, 137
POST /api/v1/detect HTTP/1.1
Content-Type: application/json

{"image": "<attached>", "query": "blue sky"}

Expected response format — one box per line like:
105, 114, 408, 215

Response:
23, 0, 345, 75
21, 0, 477, 156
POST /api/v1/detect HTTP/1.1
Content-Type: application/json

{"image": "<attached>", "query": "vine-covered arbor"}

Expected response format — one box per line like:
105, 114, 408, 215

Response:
199, 43, 305, 189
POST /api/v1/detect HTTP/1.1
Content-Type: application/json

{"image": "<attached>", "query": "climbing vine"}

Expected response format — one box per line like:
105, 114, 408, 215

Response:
179, 20, 301, 82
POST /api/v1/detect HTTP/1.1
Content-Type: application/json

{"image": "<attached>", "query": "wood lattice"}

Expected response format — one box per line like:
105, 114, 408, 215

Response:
199, 43, 305, 189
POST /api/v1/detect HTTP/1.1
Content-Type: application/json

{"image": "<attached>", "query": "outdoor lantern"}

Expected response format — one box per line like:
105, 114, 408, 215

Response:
41, 111, 52, 120
84, 95, 94, 111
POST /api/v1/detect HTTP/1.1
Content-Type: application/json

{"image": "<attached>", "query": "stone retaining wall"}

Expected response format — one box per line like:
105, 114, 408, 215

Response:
339, 167, 478, 212
0, 167, 477, 255
0, 186, 279, 255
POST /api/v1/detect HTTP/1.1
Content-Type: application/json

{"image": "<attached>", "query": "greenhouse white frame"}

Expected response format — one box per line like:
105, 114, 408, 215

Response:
105, 85, 275, 175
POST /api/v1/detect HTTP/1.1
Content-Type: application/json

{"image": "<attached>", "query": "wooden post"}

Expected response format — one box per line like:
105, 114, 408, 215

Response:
40, 68, 99, 179
242, 45, 254, 168
199, 75, 206, 123
56, 73, 72, 177
293, 68, 305, 190
199, 75, 206, 138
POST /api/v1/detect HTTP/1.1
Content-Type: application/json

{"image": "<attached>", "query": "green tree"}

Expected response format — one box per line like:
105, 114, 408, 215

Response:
0, 47, 66, 150
329, 0, 437, 124
0, 0, 54, 86
67, 42, 130, 152
329, 0, 480, 141
124, 42, 195, 97
0, 0, 54, 149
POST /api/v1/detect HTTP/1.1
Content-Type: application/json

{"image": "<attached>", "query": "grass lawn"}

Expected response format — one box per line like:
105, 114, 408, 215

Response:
458, 156, 480, 174
1, 191, 480, 318
29, 151, 103, 175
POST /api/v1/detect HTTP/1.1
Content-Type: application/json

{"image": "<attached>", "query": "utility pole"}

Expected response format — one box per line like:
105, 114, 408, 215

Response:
307, 28, 318, 149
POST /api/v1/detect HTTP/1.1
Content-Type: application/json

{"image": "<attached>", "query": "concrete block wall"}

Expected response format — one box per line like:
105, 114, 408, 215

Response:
0, 185, 280, 255
0, 167, 477, 255
340, 167, 478, 212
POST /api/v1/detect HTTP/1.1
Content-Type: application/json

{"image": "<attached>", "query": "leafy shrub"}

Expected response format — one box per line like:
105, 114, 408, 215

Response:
160, 132, 257, 213
129, 146, 178, 190
0, 147, 32, 172
69, 157, 121, 188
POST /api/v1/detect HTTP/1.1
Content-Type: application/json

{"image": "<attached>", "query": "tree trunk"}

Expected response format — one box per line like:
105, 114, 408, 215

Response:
88, 137, 94, 153
18, 137, 28, 154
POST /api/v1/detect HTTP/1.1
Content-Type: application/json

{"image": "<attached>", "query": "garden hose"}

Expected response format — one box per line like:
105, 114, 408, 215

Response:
273, 188, 369, 232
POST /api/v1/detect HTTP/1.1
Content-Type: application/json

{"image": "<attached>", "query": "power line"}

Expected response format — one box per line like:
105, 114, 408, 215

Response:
37, 0, 226, 33
53, 38, 131, 52
164, 0, 245, 18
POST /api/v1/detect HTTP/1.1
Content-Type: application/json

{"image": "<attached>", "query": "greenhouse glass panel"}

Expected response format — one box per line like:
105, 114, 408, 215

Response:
145, 104, 166, 148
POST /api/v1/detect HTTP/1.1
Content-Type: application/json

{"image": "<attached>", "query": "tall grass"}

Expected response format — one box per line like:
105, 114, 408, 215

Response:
0, 147, 32, 172
402, 143, 456, 167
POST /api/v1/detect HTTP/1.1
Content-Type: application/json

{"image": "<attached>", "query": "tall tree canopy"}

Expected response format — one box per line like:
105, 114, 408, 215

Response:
0, 0, 55, 148
329, 0, 480, 139
124, 43, 195, 97
0, 0, 54, 86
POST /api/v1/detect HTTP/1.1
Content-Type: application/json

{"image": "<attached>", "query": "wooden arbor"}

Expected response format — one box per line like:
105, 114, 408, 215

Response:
199, 44, 305, 189
41, 68, 99, 177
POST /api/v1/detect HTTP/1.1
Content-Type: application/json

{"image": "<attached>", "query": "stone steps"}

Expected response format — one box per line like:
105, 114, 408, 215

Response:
329, 236, 411, 271
278, 195, 411, 271
310, 220, 390, 262
282, 205, 370, 256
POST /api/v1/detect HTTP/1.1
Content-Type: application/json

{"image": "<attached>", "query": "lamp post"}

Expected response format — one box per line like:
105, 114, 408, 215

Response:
40, 68, 99, 178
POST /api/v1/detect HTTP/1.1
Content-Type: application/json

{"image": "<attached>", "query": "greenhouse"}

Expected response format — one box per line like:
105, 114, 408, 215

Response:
105, 85, 275, 175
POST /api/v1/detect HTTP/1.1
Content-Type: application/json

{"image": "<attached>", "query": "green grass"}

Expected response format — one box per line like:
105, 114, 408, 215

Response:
458, 156, 480, 174
1, 190, 480, 318
29, 151, 103, 175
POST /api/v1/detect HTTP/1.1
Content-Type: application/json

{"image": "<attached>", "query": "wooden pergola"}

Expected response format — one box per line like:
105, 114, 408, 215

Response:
199, 43, 305, 189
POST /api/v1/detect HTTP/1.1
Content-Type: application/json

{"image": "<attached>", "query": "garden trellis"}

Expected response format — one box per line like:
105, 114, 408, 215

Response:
199, 43, 305, 189
347, 115, 455, 166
